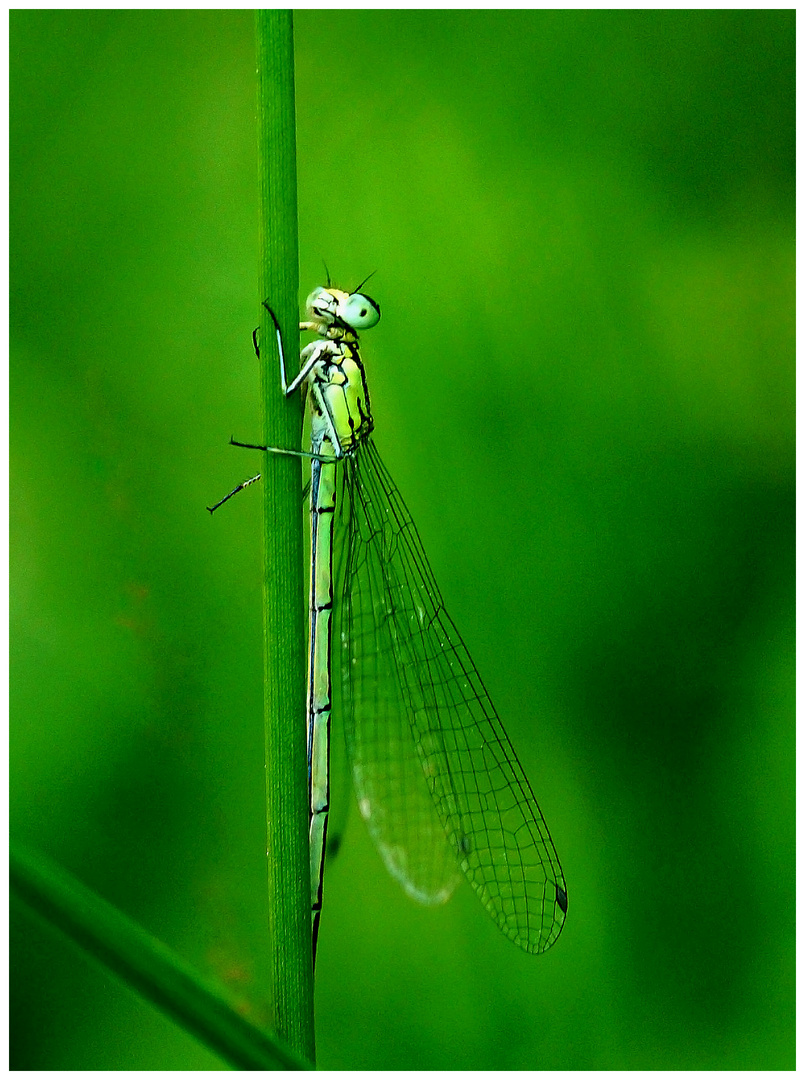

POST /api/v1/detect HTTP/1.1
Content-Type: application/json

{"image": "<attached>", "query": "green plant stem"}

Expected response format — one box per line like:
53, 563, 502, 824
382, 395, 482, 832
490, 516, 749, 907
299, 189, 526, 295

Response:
255, 10, 315, 1066
10, 842, 308, 1071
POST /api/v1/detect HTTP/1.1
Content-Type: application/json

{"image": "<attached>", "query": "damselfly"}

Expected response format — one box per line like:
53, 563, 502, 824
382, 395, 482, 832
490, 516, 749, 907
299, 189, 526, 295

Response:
210, 284, 567, 964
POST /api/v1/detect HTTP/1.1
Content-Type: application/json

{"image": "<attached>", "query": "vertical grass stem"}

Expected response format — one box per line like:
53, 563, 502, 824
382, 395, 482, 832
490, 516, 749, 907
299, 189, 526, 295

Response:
255, 10, 315, 1064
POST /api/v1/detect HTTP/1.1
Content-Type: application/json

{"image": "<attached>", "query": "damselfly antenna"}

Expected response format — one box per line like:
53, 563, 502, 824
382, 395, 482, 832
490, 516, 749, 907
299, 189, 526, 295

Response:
351, 270, 377, 294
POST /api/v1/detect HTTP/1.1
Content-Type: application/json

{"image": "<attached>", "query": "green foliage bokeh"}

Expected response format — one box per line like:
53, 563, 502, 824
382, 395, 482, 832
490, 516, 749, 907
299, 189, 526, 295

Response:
10, 9, 793, 1070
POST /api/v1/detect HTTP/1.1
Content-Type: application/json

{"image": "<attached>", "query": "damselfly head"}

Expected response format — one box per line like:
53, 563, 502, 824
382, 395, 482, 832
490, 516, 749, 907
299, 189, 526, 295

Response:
306, 286, 381, 335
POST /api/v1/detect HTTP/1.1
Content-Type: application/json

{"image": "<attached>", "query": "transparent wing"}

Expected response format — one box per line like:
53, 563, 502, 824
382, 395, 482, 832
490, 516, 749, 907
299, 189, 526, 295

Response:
335, 449, 461, 904
337, 439, 567, 953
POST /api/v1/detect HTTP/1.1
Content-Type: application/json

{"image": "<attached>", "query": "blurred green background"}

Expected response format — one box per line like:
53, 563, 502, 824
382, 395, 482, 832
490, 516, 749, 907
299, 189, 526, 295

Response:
10, 9, 793, 1070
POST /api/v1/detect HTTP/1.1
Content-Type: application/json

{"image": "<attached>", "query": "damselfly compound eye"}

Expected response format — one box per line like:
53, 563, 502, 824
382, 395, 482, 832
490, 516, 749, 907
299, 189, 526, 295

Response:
341, 292, 381, 330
